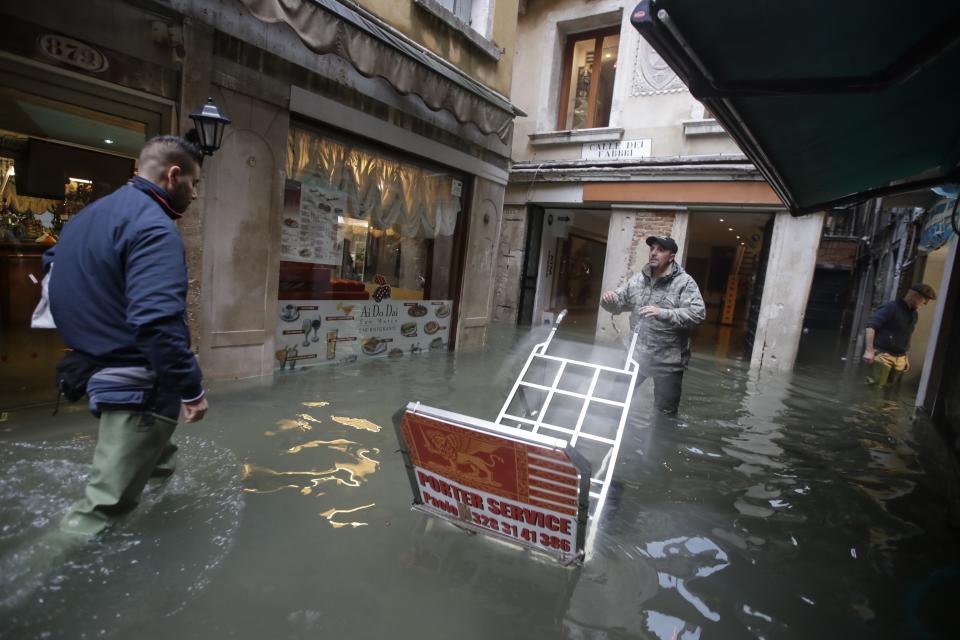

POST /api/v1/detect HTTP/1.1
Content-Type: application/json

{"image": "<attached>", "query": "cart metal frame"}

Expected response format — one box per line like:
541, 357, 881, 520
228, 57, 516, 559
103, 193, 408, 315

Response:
494, 310, 639, 556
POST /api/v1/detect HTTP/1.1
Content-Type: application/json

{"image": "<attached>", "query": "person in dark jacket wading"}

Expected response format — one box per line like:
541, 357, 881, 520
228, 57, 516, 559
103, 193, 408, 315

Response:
44, 135, 209, 536
600, 235, 705, 414
862, 282, 937, 387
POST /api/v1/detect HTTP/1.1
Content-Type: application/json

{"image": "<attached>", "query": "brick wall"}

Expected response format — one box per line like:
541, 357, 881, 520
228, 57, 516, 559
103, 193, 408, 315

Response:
628, 211, 676, 273
816, 239, 858, 269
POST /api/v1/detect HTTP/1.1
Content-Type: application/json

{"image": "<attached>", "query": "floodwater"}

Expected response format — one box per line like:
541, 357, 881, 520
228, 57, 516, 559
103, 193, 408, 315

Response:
2, 324, 959, 639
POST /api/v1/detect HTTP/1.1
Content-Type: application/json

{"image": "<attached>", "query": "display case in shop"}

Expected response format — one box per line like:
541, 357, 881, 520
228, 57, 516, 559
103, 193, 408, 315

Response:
278, 261, 369, 300
0, 162, 98, 408
0, 240, 64, 407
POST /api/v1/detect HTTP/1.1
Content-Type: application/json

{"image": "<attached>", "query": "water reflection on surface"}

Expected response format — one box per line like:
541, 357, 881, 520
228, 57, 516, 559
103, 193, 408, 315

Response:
320, 504, 376, 528
1, 324, 959, 639
330, 415, 382, 432
243, 399, 382, 531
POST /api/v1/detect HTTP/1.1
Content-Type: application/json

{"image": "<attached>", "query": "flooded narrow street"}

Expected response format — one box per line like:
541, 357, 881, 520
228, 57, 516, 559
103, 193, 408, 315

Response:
2, 325, 959, 639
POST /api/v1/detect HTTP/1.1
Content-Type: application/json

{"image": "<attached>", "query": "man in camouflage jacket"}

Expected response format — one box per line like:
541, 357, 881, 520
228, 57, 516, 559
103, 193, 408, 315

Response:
601, 235, 705, 414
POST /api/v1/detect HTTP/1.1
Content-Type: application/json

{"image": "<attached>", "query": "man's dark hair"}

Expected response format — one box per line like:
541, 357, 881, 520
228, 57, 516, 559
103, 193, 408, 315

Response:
138, 135, 204, 177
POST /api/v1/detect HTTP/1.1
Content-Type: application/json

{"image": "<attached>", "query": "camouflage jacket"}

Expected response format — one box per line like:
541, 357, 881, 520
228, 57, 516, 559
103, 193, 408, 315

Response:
601, 262, 705, 375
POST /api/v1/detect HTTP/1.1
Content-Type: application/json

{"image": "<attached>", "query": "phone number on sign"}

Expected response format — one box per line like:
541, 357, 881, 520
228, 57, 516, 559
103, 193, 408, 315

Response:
470, 512, 571, 553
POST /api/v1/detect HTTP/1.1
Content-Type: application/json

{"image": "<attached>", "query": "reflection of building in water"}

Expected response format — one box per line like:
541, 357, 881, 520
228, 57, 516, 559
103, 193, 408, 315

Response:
320, 504, 375, 529
405, 517, 580, 621
245, 405, 382, 527
242, 443, 379, 528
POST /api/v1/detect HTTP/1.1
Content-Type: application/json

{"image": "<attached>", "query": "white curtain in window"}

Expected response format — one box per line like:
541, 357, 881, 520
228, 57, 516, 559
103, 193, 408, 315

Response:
288, 130, 461, 239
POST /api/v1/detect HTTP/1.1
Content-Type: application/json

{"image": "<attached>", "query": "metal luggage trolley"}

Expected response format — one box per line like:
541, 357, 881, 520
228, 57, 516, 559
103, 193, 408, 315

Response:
492, 310, 640, 556
393, 310, 639, 564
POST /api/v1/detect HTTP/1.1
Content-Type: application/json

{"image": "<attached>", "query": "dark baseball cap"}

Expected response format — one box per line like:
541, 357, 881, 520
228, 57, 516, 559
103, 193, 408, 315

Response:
909, 283, 937, 300
646, 235, 679, 253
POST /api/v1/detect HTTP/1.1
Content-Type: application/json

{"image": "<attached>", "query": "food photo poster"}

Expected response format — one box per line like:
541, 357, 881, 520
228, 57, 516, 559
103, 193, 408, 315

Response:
275, 299, 453, 370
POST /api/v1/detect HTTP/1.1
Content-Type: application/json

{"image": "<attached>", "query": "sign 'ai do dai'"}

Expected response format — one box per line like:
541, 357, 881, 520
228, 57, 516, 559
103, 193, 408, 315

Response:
394, 403, 591, 563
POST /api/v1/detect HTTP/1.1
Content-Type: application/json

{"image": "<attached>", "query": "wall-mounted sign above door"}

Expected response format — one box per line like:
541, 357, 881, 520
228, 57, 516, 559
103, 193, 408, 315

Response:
581, 138, 652, 161
38, 34, 109, 73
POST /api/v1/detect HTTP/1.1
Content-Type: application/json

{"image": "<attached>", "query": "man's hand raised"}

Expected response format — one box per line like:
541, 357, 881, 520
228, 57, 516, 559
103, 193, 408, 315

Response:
182, 395, 209, 423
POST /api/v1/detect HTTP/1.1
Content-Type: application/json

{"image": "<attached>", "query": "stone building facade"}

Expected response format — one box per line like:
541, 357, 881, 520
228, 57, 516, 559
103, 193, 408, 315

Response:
0, 0, 522, 406
496, 0, 825, 372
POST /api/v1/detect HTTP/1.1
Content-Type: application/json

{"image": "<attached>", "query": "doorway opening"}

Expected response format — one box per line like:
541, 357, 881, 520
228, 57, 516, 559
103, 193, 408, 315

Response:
684, 211, 774, 360
516, 204, 543, 326
521, 208, 610, 336
0, 69, 165, 408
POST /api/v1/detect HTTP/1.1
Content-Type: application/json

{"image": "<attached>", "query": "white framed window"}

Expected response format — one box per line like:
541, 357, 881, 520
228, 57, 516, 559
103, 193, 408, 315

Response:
417, 0, 500, 59
438, 0, 492, 35
439, 0, 472, 24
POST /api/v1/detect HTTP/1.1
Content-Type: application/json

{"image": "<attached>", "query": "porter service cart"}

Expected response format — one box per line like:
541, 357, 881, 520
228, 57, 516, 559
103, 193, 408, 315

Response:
394, 310, 640, 564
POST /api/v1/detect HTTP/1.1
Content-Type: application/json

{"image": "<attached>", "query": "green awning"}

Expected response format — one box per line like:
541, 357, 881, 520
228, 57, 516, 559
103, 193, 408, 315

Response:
631, 0, 960, 215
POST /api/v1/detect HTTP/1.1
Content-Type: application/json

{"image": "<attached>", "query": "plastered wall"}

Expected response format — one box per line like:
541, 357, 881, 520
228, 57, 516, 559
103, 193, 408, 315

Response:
457, 176, 507, 349
357, 0, 519, 96
510, 0, 744, 162
907, 243, 950, 381
492, 204, 528, 323
197, 86, 287, 380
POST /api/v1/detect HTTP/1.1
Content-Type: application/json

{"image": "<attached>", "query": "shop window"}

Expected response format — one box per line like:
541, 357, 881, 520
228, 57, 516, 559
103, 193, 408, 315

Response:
0, 73, 160, 408
284, 127, 463, 301
277, 126, 464, 369
557, 28, 620, 131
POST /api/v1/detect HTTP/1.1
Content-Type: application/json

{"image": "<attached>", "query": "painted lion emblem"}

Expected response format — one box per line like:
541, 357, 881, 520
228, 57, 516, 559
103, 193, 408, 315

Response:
421, 427, 505, 487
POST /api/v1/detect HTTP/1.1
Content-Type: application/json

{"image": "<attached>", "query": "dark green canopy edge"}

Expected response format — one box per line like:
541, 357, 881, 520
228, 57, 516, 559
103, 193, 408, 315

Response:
631, 0, 960, 215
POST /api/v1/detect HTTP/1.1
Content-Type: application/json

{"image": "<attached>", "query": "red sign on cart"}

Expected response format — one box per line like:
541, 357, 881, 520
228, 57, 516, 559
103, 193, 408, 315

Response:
395, 404, 590, 562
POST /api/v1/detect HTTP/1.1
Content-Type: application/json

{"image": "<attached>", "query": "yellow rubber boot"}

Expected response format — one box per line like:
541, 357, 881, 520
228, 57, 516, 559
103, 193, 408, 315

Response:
866, 361, 892, 388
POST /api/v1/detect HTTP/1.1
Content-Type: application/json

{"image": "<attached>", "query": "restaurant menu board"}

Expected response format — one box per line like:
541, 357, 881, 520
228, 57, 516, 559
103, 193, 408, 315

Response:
281, 180, 343, 264
276, 298, 453, 370
394, 406, 589, 563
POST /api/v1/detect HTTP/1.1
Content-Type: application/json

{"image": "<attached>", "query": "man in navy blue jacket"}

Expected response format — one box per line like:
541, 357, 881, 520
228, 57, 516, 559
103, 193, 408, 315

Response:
862, 282, 937, 387
44, 135, 208, 535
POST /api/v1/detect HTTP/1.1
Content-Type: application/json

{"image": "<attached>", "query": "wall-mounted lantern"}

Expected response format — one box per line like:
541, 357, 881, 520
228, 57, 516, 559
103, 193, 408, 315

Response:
189, 97, 231, 156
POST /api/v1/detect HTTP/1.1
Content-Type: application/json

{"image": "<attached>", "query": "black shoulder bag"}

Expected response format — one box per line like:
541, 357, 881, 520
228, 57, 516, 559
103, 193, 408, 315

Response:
54, 351, 101, 414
